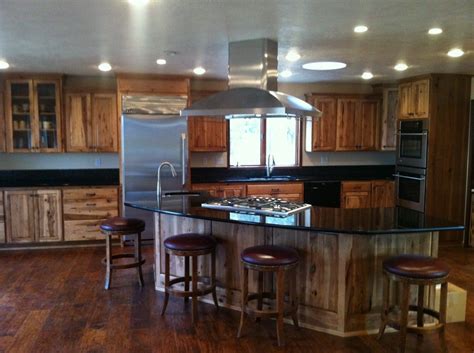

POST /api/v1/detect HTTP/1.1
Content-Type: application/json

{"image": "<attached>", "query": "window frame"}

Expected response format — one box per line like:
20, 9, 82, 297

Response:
227, 118, 302, 168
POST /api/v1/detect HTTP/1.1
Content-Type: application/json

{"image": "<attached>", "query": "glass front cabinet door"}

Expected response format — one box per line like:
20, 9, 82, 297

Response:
5, 79, 62, 152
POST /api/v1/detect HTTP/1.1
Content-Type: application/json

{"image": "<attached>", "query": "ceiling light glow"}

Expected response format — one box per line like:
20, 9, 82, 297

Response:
428, 27, 443, 35
302, 61, 347, 70
447, 48, 464, 57
193, 67, 206, 75
394, 63, 408, 71
0, 60, 9, 69
361, 72, 373, 80
156, 59, 167, 65
280, 70, 292, 78
98, 62, 112, 72
128, 0, 150, 5
354, 25, 368, 33
285, 51, 301, 62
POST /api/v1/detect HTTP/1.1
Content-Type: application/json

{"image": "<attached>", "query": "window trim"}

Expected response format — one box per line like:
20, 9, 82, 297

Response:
228, 118, 301, 168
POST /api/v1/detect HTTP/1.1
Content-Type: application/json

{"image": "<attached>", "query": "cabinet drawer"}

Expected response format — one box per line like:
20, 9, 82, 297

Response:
63, 199, 118, 220
63, 187, 118, 202
64, 220, 104, 241
247, 183, 303, 196
341, 181, 371, 192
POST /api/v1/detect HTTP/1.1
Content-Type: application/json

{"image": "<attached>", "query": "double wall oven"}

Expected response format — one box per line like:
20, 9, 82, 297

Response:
394, 120, 428, 212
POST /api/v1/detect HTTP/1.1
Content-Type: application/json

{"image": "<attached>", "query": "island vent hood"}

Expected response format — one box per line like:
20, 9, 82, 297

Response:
181, 38, 321, 119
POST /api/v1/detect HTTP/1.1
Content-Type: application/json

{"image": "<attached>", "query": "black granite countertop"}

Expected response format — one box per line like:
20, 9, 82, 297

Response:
191, 165, 395, 184
125, 195, 463, 235
0, 169, 120, 187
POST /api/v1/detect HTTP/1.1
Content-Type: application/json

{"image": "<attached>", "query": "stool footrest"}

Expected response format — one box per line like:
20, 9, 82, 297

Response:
166, 276, 216, 297
385, 305, 444, 333
244, 292, 298, 318
102, 254, 146, 270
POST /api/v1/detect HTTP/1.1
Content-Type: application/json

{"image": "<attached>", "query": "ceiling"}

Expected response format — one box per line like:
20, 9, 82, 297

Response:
0, 0, 473, 83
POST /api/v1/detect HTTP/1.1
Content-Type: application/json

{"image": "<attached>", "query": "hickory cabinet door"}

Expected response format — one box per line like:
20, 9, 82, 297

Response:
5, 190, 36, 243
35, 190, 63, 242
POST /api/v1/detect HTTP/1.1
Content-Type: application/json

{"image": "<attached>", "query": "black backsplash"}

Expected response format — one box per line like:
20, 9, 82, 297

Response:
191, 165, 395, 183
0, 169, 120, 187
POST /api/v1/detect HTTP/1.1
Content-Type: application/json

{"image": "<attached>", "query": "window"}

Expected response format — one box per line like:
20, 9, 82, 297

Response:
229, 118, 299, 167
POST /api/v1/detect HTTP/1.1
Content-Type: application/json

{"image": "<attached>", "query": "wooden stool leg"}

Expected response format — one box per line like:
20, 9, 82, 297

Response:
161, 252, 170, 316
290, 267, 299, 328
255, 271, 263, 322
378, 273, 390, 340
184, 256, 190, 303
439, 282, 448, 353
237, 264, 248, 338
399, 281, 410, 353
192, 255, 199, 323
211, 248, 219, 309
416, 284, 425, 334
135, 233, 144, 287
276, 267, 285, 347
104, 234, 113, 290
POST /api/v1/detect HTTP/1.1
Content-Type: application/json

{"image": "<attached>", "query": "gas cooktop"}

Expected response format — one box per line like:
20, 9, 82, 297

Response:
201, 197, 312, 217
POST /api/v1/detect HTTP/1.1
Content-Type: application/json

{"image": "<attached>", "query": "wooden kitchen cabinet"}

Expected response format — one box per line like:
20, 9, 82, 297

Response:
398, 79, 430, 119
188, 91, 227, 152
340, 181, 372, 209
371, 180, 395, 208
0, 192, 5, 243
305, 96, 337, 151
336, 98, 379, 151
63, 187, 119, 241
247, 182, 304, 201
192, 183, 246, 198
4, 79, 62, 152
64, 93, 117, 152
4, 189, 63, 243
380, 88, 398, 150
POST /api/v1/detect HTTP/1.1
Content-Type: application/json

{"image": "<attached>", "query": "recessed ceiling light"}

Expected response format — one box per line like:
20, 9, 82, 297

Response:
302, 61, 347, 70
156, 59, 167, 65
394, 63, 408, 71
127, 0, 150, 5
193, 67, 206, 75
0, 60, 9, 69
285, 51, 301, 62
280, 70, 292, 78
361, 72, 373, 80
354, 25, 368, 33
98, 62, 112, 72
428, 27, 443, 35
447, 48, 464, 57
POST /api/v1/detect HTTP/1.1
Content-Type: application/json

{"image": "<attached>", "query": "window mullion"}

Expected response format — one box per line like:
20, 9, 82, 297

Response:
260, 119, 266, 166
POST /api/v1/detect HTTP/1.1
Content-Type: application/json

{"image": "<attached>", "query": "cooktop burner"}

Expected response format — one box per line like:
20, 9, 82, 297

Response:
201, 197, 312, 217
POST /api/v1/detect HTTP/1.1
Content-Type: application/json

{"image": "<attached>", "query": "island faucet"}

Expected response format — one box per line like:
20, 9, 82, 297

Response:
266, 154, 275, 178
157, 161, 177, 200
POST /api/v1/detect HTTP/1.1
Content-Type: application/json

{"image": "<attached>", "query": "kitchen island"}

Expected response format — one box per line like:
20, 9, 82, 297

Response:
125, 195, 463, 337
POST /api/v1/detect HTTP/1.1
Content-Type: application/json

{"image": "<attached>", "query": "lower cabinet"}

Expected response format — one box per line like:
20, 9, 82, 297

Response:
0, 192, 5, 243
246, 182, 304, 201
4, 189, 63, 243
341, 180, 395, 209
63, 187, 119, 241
192, 183, 246, 198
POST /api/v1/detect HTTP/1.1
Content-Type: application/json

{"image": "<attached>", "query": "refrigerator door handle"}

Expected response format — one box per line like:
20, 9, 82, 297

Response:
181, 133, 186, 186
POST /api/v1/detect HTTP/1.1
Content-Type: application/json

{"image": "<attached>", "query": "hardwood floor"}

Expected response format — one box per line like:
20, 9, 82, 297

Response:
0, 245, 472, 353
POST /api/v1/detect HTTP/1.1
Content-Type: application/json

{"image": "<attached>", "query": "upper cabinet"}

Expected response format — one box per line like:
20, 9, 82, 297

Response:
305, 96, 337, 151
4, 78, 62, 152
65, 92, 117, 152
398, 78, 430, 119
380, 88, 398, 151
188, 90, 227, 152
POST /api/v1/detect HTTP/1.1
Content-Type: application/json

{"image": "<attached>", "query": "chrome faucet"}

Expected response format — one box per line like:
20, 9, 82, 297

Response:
266, 154, 275, 178
157, 161, 177, 200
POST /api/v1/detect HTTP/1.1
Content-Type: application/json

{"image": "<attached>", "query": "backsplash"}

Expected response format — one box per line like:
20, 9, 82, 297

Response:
0, 153, 119, 170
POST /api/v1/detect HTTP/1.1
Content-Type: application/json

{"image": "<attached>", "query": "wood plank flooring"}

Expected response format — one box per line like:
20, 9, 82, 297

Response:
0, 245, 472, 353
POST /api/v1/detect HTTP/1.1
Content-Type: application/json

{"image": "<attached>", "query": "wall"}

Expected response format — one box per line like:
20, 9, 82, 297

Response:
0, 153, 119, 170
190, 81, 396, 168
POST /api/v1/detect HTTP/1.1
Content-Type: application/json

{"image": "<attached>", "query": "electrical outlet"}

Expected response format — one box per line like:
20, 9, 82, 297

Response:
94, 157, 102, 167
320, 154, 329, 165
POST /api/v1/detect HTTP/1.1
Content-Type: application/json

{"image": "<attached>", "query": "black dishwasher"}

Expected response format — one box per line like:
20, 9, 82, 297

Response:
304, 181, 341, 208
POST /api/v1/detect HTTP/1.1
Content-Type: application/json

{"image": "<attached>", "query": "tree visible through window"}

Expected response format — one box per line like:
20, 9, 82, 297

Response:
229, 118, 299, 167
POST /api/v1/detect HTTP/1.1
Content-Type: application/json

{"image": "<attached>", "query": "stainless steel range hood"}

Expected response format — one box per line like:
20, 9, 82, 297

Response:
181, 39, 320, 119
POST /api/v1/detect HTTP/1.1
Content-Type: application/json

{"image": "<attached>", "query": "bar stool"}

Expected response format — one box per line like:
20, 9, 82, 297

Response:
237, 245, 299, 347
100, 216, 146, 290
378, 254, 451, 353
161, 233, 218, 323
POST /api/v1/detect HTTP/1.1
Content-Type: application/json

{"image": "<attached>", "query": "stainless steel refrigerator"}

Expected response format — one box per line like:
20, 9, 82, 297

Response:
121, 95, 189, 240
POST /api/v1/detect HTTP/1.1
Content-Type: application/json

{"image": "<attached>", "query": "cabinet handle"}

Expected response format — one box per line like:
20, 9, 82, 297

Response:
86, 203, 97, 207
86, 193, 97, 197
271, 188, 280, 192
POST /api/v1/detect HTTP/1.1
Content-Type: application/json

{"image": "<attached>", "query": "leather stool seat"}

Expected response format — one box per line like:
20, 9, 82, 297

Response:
241, 245, 299, 267
383, 254, 450, 279
100, 216, 145, 233
164, 234, 216, 252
